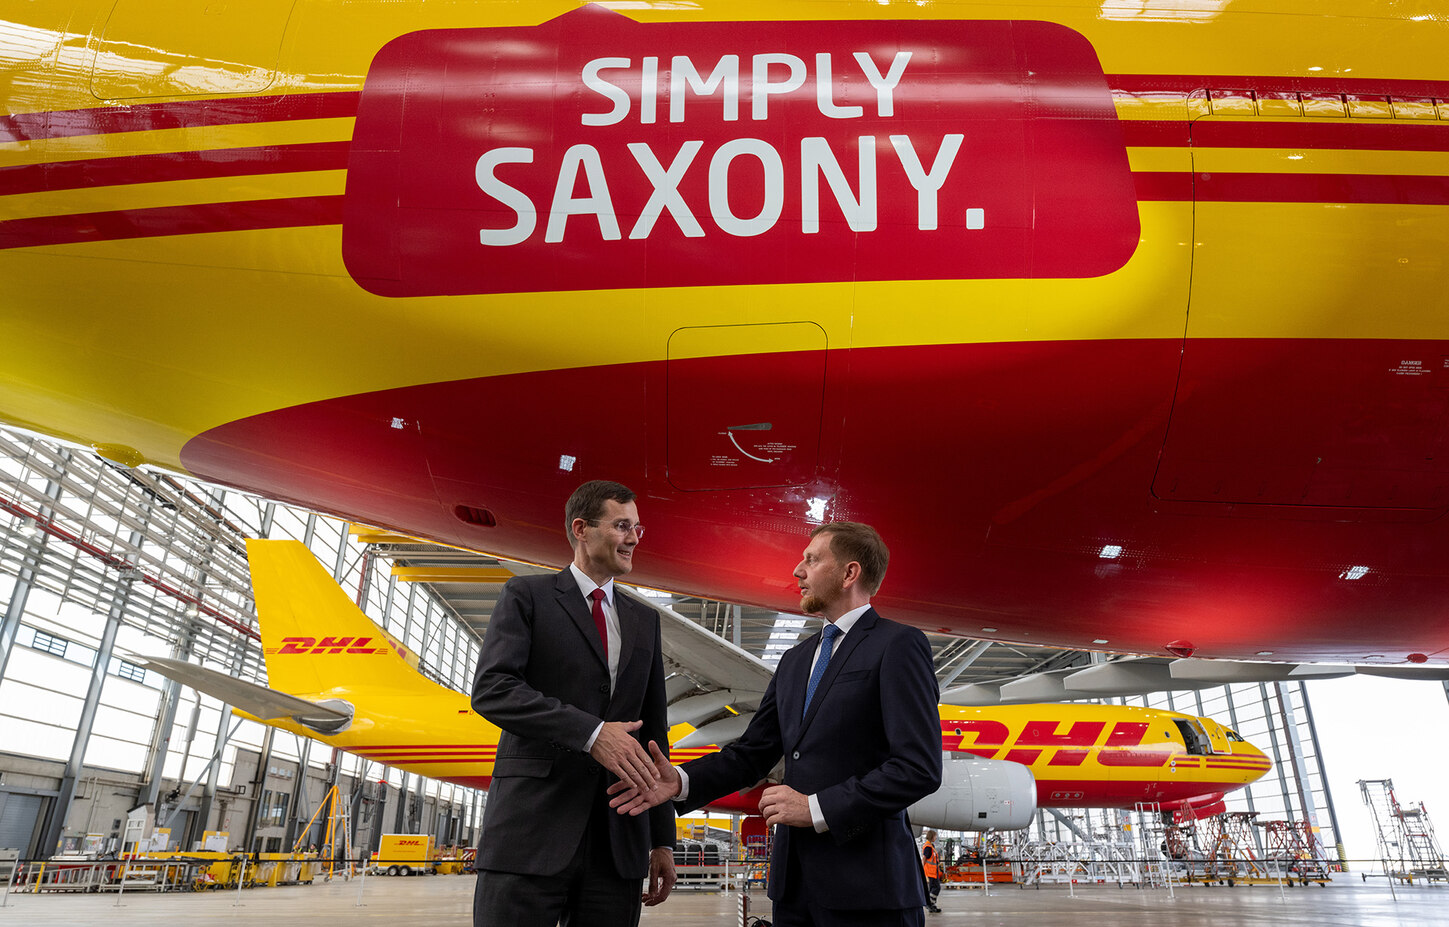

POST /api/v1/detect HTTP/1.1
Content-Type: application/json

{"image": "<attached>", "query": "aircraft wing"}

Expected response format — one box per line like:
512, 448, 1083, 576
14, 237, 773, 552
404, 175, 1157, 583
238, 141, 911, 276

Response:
617, 586, 773, 746
943, 655, 1449, 705
135, 655, 352, 726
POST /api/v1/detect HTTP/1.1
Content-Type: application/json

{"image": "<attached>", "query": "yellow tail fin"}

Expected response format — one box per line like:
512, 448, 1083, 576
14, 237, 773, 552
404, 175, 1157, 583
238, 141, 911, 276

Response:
247, 539, 426, 694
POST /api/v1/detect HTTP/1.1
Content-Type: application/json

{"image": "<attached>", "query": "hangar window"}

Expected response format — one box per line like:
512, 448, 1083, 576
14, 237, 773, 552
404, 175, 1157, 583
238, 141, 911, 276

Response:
115, 660, 146, 684
32, 630, 68, 659
258, 789, 290, 827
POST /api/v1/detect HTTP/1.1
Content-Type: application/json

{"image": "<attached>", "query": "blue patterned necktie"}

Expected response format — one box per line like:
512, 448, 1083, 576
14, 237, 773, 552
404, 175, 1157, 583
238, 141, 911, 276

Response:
802, 623, 842, 716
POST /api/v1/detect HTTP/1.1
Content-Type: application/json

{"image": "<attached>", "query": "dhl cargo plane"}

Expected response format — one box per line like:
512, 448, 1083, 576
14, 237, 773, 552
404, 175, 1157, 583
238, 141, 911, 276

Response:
5, 2, 1449, 665
138, 541, 1271, 830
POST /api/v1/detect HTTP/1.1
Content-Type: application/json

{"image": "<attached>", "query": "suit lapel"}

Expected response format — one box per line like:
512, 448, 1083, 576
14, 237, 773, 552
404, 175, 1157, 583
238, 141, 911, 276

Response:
795, 609, 877, 740
614, 592, 643, 680
553, 569, 606, 669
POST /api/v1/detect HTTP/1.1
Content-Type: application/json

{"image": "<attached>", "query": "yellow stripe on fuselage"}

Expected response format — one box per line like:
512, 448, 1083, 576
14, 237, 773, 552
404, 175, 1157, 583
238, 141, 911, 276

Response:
1, 170, 345, 220
1194, 147, 1449, 177
1126, 147, 1187, 173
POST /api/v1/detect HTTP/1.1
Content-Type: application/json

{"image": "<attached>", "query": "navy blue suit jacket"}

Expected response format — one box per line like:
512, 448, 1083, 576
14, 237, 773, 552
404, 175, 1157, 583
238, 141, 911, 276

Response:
678, 608, 942, 910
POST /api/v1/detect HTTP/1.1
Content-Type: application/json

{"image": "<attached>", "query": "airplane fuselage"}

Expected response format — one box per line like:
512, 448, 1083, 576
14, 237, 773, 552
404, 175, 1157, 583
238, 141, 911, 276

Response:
242, 693, 1268, 815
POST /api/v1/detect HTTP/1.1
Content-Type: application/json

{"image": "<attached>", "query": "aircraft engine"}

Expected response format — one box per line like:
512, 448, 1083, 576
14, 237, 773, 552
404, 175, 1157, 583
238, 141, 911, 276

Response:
907, 756, 1036, 832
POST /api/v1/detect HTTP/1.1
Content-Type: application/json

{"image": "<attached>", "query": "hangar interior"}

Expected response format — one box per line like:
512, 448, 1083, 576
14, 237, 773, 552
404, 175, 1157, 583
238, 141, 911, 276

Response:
0, 426, 1392, 882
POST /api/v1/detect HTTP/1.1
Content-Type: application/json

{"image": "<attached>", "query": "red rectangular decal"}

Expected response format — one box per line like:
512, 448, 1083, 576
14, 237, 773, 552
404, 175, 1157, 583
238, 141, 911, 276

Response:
342, 6, 1139, 296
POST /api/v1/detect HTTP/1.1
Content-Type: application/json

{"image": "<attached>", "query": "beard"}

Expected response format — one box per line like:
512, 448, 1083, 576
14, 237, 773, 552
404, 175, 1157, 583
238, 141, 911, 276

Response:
800, 581, 843, 616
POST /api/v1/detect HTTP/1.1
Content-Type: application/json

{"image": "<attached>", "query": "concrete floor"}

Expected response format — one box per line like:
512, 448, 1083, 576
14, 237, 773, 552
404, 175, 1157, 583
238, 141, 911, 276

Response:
1, 872, 1444, 925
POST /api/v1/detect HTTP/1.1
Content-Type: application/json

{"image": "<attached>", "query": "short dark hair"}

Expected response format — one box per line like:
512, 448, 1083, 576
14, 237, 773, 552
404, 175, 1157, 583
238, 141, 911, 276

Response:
565, 480, 636, 542
810, 521, 889, 595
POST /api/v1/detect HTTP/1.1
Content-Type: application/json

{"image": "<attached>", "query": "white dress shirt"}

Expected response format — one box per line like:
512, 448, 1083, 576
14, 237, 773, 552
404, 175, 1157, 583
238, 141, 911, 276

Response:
573, 563, 622, 751
677, 603, 872, 833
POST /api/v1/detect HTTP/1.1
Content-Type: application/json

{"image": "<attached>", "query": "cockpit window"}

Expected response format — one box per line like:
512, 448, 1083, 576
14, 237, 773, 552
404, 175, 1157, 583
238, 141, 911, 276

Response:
1225, 728, 1244, 743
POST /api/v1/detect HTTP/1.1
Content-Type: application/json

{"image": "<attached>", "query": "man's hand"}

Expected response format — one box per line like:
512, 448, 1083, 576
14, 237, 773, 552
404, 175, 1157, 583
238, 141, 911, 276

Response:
607, 740, 681, 815
642, 846, 676, 906
759, 785, 812, 828
590, 720, 660, 793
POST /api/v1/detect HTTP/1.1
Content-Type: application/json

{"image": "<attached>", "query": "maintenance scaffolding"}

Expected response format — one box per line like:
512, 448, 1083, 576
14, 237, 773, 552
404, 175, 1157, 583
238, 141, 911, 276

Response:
1259, 820, 1331, 885
1359, 778, 1449, 884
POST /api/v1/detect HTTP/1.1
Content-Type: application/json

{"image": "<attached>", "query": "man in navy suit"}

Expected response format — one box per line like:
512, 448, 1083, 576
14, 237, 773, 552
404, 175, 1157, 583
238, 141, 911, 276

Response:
611, 522, 942, 926
471, 480, 675, 926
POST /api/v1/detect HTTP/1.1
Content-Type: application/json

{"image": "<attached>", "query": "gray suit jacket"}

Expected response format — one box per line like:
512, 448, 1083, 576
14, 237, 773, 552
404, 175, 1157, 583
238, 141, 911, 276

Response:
471, 569, 674, 878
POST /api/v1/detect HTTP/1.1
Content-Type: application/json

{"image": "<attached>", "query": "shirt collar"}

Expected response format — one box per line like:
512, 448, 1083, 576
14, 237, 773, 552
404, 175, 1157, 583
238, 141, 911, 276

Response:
569, 563, 614, 604
825, 603, 870, 637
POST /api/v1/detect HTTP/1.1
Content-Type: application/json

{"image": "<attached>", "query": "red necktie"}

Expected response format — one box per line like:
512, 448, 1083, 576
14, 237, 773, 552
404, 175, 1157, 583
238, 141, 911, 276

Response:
589, 588, 609, 654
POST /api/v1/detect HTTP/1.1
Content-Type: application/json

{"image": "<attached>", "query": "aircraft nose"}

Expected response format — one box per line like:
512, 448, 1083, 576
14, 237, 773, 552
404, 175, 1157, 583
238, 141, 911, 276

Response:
1233, 741, 1272, 780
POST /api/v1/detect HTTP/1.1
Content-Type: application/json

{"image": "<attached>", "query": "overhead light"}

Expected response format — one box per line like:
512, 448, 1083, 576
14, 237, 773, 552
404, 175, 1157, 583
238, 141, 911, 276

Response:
1340, 565, 1369, 581
16, 521, 37, 537
184, 606, 200, 618
1099, 545, 1123, 559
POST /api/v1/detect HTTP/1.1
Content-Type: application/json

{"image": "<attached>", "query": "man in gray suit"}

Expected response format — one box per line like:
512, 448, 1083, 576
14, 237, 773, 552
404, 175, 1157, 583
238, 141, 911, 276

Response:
471, 480, 675, 926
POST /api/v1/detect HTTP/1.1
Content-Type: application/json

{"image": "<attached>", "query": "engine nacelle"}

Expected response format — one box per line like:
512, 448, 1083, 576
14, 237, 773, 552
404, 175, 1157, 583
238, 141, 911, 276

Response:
907, 755, 1036, 832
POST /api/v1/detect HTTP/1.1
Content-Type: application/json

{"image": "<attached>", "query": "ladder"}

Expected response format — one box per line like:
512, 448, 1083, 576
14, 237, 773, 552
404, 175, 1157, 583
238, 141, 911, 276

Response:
1132, 802, 1172, 893
1359, 779, 1448, 884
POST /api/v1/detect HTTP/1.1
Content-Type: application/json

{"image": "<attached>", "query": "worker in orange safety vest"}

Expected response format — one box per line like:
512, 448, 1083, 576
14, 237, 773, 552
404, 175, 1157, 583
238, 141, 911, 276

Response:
921, 830, 941, 914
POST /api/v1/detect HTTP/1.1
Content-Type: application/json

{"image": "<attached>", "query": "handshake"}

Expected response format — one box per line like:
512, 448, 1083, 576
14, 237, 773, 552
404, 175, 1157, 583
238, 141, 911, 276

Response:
608, 739, 815, 828
608, 741, 681, 814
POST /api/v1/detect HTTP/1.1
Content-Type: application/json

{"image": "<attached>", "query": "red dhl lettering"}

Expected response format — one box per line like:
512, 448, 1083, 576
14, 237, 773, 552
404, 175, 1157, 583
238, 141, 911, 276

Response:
951, 719, 1009, 748
1104, 722, 1150, 746
1016, 720, 1106, 747
1047, 749, 1090, 767
394, 839, 422, 846
947, 718, 1147, 753
274, 636, 382, 655
278, 637, 314, 654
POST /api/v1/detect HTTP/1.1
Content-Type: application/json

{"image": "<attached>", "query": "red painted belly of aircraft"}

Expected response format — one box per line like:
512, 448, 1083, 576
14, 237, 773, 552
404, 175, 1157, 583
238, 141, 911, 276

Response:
180, 337, 1449, 662
1034, 781, 1236, 809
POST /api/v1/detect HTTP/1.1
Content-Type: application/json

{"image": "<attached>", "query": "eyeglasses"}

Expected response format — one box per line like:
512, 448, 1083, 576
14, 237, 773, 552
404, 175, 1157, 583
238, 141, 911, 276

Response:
589, 519, 645, 539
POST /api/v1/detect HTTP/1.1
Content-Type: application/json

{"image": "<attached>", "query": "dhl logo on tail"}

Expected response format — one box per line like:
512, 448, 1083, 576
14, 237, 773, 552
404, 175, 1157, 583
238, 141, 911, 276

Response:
268, 636, 387, 656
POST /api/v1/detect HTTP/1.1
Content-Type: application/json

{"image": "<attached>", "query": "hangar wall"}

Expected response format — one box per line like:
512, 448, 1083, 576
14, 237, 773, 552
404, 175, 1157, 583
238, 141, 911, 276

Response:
0, 429, 482, 859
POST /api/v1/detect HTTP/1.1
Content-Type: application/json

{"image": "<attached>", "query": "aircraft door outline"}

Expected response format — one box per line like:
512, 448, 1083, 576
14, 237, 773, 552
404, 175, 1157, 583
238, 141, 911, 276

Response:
665, 321, 828, 491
